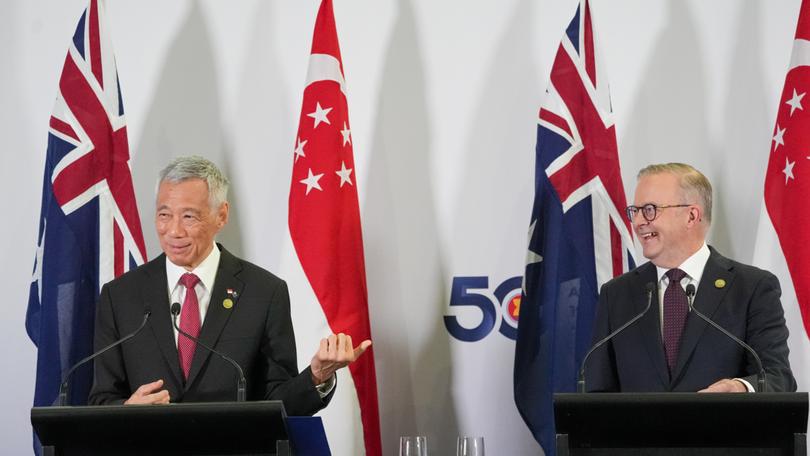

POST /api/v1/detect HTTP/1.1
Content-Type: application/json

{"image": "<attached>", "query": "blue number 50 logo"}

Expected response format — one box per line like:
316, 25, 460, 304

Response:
444, 276, 522, 342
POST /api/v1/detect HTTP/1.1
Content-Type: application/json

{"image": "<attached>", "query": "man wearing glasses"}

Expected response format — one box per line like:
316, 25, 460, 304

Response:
586, 163, 795, 392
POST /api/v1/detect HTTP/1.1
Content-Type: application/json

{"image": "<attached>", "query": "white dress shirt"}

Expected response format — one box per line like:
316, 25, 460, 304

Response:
165, 243, 221, 345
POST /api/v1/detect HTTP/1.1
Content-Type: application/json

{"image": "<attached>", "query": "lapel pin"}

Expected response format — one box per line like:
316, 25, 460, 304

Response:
714, 279, 726, 289
223, 288, 238, 309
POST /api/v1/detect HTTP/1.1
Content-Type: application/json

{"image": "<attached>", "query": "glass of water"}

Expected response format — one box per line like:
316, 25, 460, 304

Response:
399, 436, 427, 456
456, 436, 485, 456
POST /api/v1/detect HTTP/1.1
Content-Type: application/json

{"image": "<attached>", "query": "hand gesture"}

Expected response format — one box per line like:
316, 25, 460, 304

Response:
310, 333, 372, 385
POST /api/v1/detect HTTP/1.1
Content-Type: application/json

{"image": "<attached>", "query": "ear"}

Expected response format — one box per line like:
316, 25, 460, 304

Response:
216, 201, 230, 229
687, 206, 701, 225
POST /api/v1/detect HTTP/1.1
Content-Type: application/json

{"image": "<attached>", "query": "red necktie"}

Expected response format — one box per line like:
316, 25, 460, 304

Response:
178, 273, 201, 379
663, 268, 688, 373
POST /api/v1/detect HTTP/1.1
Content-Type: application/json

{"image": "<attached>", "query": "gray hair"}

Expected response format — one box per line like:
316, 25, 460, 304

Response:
158, 156, 230, 209
637, 162, 712, 224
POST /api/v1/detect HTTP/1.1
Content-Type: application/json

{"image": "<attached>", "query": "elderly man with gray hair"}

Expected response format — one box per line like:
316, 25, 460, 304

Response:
89, 156, 369, 415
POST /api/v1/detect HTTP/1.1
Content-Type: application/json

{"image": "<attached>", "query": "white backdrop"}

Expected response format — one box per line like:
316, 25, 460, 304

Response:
1, 0, 806, 454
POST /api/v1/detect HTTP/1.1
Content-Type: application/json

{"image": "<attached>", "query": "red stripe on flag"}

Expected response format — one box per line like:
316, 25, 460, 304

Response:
88, 0, 103, 88
113, 220, 124, 277
309, 0, 343, 72
49, 116, 79, 141
108, 125, 147, 259
796, 0, 810, 41
610, 221, 622, 277
583, 1, 596, 86
59, 56, 113, 168
539, 108, 573, 138
52, 152, 100, 206
549, 150, 590, 201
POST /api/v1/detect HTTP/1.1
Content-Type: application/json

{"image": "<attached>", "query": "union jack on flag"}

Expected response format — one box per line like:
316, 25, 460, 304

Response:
26, 0, 146, 441
513, 1, 635, 454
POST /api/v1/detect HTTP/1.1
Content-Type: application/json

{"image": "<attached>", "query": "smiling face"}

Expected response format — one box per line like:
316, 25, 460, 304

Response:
155, 178, 228, 270
632, 172, 705, 268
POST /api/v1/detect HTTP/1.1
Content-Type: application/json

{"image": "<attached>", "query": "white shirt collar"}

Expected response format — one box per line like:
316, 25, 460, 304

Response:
165, 242, 221, 292
655, 242, 710, 284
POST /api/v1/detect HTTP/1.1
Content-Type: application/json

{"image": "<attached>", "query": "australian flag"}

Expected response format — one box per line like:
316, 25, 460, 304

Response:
513, 1, 635, 454
26, 0, 146, 450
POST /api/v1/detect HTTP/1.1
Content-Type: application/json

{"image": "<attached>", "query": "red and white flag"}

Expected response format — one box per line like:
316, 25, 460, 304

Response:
288, 1, 381, 454
753, 0, 810, 391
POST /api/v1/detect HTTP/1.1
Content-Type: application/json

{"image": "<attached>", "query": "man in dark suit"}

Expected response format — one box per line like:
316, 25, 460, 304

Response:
586, 163, 795, 393
89, 156, 370, 415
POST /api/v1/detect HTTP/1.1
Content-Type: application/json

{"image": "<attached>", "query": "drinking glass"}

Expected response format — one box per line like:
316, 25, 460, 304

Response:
399, 435, 427, 456
456, 436, 485, 456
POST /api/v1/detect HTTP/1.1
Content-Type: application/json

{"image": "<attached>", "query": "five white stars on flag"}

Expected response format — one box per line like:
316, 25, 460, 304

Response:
773, 85, 806, 185
297, 99, 354, 195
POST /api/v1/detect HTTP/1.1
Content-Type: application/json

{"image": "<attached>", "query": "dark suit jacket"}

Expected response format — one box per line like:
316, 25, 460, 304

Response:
586, 247, 796, 392
88, 245, 330, 415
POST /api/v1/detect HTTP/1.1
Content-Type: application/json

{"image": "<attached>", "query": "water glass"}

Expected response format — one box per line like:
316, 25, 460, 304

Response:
399, 435, 427, 456
456, 436, 485, 456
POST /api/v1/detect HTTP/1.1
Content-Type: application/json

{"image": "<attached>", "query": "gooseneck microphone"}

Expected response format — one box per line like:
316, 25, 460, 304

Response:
578, 282, 656, 393
58, 307, 152, 406
170, 302, 246, 402
684, 284, 767, 392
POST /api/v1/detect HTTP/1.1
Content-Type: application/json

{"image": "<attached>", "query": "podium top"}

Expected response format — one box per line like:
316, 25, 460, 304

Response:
32, 400, 288, 455
554, 392, 809, 448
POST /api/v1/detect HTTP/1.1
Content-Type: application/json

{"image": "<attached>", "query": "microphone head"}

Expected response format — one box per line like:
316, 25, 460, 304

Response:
143, 305, 152, 316
685, 284, 696, 298
171, 302, 181, 316
645, 282, 656, 294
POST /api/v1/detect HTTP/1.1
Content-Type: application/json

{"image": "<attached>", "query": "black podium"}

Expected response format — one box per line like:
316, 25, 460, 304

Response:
32, 400, 289, 455
554, 393, 809, 456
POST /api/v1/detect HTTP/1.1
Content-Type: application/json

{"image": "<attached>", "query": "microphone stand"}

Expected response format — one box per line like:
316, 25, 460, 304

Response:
577, 283, 656, 393
58, 309, 151, 406
685, 285, 766, 392
171, 303, 246, 402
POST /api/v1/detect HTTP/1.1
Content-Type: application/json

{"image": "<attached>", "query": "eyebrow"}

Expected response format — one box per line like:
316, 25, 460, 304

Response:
156, 206, 203, 215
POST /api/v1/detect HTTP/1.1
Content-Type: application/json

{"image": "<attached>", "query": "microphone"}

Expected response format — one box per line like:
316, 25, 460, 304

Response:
685, 284, 767, 392
58, 307, 151, 406
578, 282, 656, 393
170, 302, 246, 402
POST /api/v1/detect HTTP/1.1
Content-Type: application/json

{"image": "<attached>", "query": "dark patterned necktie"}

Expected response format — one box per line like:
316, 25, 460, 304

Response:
663, 268, 688, 373
178, 273, 201, 379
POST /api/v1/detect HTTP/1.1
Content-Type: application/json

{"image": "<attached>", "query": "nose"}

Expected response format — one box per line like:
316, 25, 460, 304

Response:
163, 216, 186, 237
630, 210, 649, 228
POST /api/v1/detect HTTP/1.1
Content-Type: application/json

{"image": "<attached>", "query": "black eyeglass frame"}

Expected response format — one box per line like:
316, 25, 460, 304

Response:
625, 203, 692, 222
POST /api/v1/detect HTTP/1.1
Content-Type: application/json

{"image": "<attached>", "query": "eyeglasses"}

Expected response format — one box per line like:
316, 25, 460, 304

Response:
625, 203, 692, 222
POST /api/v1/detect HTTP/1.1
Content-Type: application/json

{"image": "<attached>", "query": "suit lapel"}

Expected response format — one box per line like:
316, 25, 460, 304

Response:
185, 246, 245, 389
141, 254, 184, 387
671, 248, 734, 385
634, 264, 670, 389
